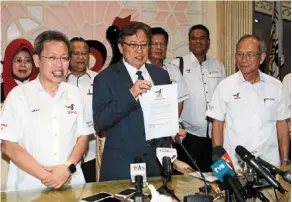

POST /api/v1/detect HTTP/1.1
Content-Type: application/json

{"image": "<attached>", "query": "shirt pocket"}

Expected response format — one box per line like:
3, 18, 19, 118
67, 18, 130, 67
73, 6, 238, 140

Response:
261, 100, 277, 121
208, 71, 222, 78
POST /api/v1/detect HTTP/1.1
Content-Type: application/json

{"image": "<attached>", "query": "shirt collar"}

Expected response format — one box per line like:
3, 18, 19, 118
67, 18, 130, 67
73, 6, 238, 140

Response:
123, 59, 146, 78
36, 76, 66, 97
237, 70, 265, 84
189, 52, 208, 65
65, 69, 91, 81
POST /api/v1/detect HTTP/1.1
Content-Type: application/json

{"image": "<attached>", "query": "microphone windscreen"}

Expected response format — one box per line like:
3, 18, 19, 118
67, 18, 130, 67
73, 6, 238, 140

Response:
162, 156, 172, 172
235, 145, 249, 158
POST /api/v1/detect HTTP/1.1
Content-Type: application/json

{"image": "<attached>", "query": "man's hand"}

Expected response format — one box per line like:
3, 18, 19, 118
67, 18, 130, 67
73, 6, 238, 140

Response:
172, 128, 187, 143
41, 165, 70, 189
130, 80, 152, 98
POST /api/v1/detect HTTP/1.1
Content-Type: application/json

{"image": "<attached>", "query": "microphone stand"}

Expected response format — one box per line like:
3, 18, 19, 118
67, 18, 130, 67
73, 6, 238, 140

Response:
158, 157, 181, 202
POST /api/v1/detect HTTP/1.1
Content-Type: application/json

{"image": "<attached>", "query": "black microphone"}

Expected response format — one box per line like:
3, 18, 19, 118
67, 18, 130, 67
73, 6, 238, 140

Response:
162, 156, 172, 182
235, 146, 286, 193
257, 157, 291, 184
134, 175, 144, 202
175, 135, 214, 202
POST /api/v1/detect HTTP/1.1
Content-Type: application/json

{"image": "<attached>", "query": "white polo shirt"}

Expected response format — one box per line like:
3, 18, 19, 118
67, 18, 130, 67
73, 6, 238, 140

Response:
0, 77, 94, 191
66, 69, 98, 162
171, 53, 226, 137
147, 60, 190, 103
282, 73, 291, 116
206, 71, 290, 169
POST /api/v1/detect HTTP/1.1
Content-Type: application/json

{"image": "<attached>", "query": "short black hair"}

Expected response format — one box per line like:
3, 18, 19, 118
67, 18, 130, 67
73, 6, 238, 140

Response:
150, 27, 169, 45
34, 30, 71, 57
118, 22, 150, 44
70, 37, 89, 50
188, 24, 210, 40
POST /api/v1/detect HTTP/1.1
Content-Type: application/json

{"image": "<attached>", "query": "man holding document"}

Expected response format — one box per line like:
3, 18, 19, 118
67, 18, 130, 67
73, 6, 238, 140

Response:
93, 22, 181, 181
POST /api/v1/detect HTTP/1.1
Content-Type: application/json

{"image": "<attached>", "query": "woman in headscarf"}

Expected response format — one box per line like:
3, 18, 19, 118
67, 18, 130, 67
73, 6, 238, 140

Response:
1, 38, 38, 102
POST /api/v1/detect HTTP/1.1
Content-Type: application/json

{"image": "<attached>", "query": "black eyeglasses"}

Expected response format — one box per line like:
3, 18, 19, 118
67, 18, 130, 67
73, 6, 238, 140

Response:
123, 42, 149, 50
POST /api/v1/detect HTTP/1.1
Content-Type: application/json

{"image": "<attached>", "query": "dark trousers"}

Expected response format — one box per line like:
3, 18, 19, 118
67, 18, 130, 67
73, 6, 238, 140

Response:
81, 158, 96, 183
174, 133, 213, 172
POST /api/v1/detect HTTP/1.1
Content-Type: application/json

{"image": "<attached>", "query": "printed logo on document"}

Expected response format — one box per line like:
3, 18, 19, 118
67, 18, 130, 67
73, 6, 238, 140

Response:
154, 89, 163, 99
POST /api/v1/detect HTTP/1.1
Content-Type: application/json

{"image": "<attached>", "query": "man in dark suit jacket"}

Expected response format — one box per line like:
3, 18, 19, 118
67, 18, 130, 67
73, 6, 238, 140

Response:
93, 22, 172, 181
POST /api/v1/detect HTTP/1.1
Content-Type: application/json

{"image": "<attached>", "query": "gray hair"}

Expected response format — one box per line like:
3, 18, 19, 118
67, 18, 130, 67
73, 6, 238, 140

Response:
236, 34, 267, 54
34, 30, 71, 57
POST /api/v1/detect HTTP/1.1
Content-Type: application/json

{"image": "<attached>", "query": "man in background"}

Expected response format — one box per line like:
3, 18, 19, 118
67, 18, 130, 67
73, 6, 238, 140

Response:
171, 24, 226, 172
66, 37, 98, 182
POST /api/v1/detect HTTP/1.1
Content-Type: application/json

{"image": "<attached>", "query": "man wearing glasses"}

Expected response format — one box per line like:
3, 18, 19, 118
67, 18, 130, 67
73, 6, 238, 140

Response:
93, 22, 172, 181
66, 37, 98, 183
206, 34, 290, 169
1, 30, 94, 190
171, 24, 226, 172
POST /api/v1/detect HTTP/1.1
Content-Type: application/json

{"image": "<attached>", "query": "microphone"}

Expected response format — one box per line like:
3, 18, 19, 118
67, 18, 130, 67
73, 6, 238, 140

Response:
257, 157, 291, 184
211, 148, 245, 202
175, 135, 214, 202
134, 175, 144, 202
235, 146, 286, 193
162, 156, 172, 182
130, 157, 147, 183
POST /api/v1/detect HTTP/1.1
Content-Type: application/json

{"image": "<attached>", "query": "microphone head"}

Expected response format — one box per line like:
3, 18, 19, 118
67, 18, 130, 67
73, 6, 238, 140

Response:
162, 156, 172, 181
212, 146, 226, 162
235, 145, 253, 160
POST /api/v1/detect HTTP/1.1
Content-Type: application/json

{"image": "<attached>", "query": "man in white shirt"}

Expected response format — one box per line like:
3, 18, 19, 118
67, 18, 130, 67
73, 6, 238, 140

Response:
206, 34, 290, 169
282, 73, 291, 120
171, 24, 226, 172
66, 37, 98, 182
148, 27, 190, 115
0, 30, 94, 191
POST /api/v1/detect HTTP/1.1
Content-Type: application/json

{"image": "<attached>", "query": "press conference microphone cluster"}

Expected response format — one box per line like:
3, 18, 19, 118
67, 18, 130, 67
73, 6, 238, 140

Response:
257, 157, 291, 184
174, 135, 214, 202
235, 146, 286, 194
211, 146, 245, 202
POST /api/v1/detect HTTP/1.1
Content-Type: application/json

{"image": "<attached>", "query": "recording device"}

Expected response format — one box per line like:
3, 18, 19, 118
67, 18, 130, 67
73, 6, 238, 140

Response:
235, 146, 286, 194
174, 135, 214, 202
80, 192, 113, 202
257, 157, 291, 184
211, 150, 245, 202
130, 157, 147, 183
115, 188, 136, 199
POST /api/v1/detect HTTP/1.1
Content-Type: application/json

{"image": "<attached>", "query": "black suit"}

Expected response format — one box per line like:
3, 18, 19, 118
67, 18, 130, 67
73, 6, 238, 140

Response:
93, 60, 171, 181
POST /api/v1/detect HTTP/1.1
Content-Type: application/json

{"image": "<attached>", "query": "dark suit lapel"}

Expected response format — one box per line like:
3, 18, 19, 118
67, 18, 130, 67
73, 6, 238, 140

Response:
113, 60, 133, 90
145, 63, 160, 85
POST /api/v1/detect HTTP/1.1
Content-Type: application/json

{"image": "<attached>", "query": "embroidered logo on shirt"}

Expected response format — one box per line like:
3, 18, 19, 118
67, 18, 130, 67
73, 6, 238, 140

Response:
233, 93, 241, 100
186, 69, 191, 73
31, 109, 40, 112
87, 89, 93, 95
66, 104, 75, 110
264, 98, 275, 102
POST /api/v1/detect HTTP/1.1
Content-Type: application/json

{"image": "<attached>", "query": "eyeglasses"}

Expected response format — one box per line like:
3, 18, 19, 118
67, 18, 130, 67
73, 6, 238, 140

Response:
235, 52, 261, 60
123, 42, 149, 50
13, 58, 32, 65
151, 42, 166, 48
40, 55, 70, 63
72, 51, 89, 57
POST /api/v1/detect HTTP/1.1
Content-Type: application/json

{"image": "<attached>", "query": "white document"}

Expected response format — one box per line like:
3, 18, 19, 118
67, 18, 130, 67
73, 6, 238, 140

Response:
140, 84, 179, 140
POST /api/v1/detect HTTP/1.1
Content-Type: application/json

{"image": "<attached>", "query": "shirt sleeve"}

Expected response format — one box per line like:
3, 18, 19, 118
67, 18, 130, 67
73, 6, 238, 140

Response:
282, 75, 291, 116
0, 88, 23, 142
164, 62, 190, 102
77, 93, 95, 136
277, 83, 291, 120
206, 83, 226, 121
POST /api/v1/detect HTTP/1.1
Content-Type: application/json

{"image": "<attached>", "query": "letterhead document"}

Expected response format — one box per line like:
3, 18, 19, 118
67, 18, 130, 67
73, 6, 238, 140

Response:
140, 84, 179, 140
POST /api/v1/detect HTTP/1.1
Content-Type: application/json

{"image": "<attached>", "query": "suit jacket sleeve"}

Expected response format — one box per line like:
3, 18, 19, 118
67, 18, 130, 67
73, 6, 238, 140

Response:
92, 72, 140, 132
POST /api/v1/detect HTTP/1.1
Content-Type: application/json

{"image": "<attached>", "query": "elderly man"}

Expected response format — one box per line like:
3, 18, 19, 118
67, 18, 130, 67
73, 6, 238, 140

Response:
93, 22, 174, 181
206, 34, 290, 169
1, 30, 94, 190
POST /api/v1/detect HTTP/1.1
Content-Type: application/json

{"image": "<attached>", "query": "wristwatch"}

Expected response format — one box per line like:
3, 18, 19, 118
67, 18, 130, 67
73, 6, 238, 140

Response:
281, 160, 291, 166
64, 160, 76, 174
